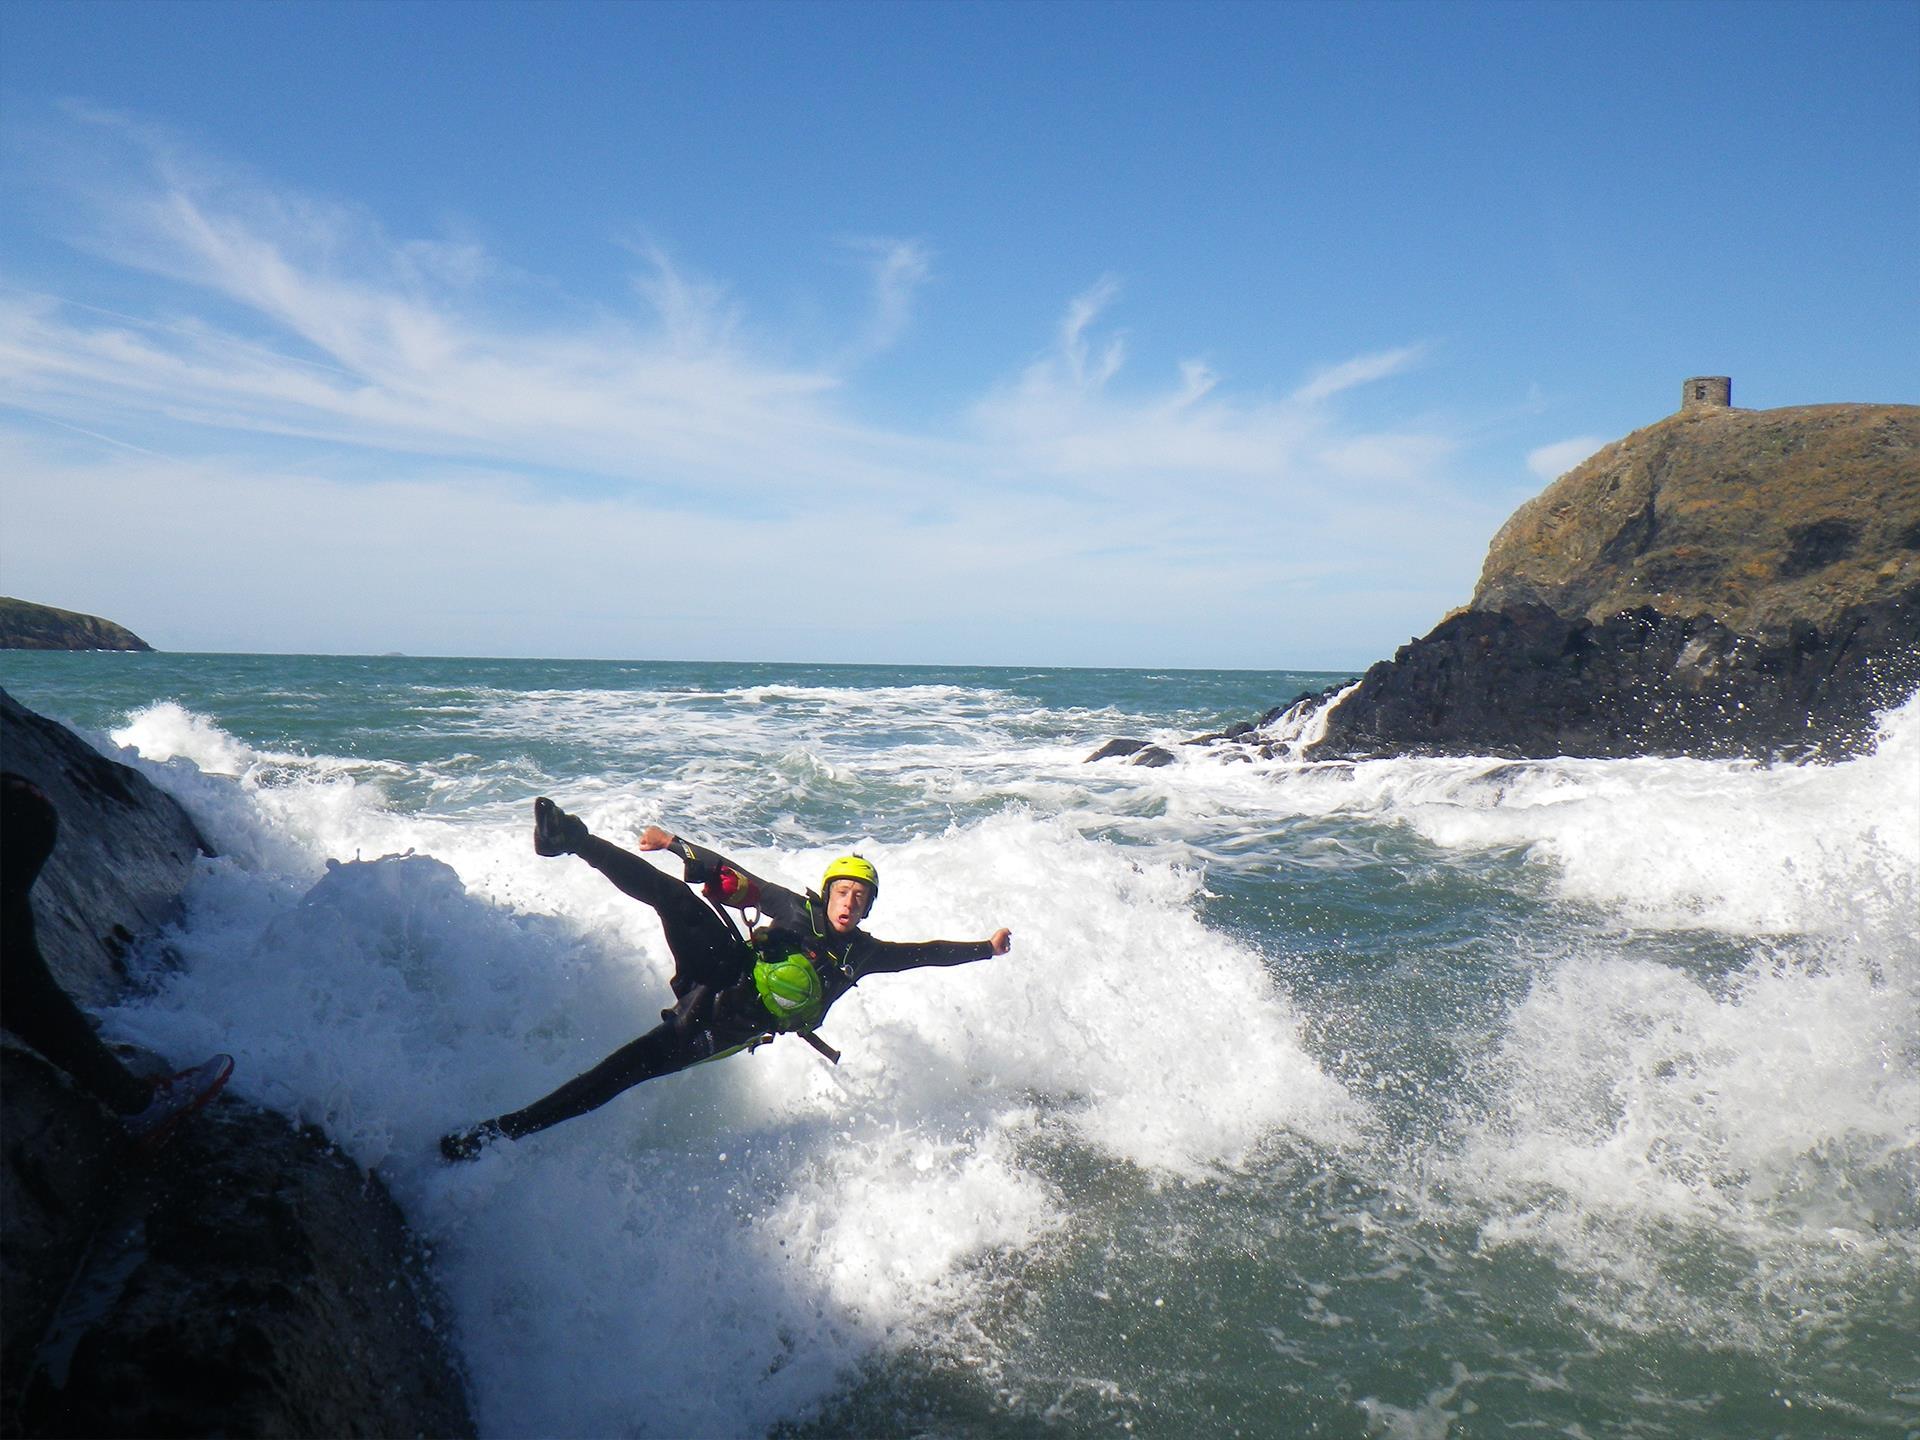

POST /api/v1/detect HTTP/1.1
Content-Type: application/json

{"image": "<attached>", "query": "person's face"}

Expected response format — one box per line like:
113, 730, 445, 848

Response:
824, 878, 874, 934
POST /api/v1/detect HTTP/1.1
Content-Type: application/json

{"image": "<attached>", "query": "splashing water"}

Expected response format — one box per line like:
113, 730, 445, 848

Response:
4, 652, 1914, 1438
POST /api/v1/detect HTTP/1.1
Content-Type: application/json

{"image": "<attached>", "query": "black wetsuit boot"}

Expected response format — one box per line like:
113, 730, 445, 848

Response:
533, 796, 589, 856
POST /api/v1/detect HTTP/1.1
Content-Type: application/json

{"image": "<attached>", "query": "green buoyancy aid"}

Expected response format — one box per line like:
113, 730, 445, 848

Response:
751, 946, 826, 1031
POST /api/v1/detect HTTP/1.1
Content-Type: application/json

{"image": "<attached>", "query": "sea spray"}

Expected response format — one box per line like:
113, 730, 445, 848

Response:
0, 651, 1906, 1436
90, 708, 1357, 1432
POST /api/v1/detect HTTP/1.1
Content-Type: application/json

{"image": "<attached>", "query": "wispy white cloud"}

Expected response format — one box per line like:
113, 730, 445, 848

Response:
1318, 433, 1458, 485
839, 237, 932, 364
8, 114, 898, 498
1171, 359, 1218, 410
1057, 275, 1127, 392
0, 425, 1497, 666
1290, 345, 1426, 404
971, 285, 1447, 498
1526, 435, 1607, 481
0, 111, 1490, 665
625, 242, 748, 358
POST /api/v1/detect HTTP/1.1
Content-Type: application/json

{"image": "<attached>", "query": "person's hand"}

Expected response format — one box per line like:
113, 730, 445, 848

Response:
639, 826, 674, 851
989, 928, 1012, 955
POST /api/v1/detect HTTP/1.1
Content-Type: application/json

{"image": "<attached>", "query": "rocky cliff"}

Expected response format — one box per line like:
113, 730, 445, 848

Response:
1310, 399, 1920, 760
1473, 403, 1918, 638
0, 690, 209, 1008
0, 689, 473, 1438
0, 599, 153, 652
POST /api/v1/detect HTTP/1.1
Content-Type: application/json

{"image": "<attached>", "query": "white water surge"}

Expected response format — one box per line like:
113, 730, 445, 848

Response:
58, 672, 1919, 1436
98, 698, 1361, 1434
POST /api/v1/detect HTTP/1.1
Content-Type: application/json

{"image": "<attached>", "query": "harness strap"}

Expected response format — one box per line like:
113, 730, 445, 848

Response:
797, 1030, 841, 1065
703, 884, 751, 948
702, 881, 844, 1066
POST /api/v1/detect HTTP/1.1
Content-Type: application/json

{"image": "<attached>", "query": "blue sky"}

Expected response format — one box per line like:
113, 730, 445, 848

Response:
2, 0, 1914, 667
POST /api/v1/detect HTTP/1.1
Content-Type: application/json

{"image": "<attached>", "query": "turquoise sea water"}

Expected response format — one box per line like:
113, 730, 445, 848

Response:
3, 652, 1916, 1439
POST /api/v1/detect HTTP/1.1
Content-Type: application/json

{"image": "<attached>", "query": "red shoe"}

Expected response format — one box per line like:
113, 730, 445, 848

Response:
126, 1053, 235, 1152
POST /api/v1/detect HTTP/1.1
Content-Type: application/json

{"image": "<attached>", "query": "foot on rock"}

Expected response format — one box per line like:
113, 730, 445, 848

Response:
127, 1053, 235, 1152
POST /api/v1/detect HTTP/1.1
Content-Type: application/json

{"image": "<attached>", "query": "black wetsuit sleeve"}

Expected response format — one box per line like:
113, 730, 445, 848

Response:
666, 836, 731, 886
844, 935, 996, 979
669, 838, 814, 930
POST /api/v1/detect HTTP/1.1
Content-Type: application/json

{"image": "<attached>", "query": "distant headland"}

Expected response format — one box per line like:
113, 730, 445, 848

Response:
1305, 381, 1919, 761
0, 598, 154, 652
1094, 379, 1920, 766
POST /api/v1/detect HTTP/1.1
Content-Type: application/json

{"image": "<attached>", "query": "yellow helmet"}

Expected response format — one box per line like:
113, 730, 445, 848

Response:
820, 853, 879, 902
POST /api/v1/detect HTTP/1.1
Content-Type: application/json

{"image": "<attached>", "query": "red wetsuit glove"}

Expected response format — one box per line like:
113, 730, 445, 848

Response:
704, 865, 758, 907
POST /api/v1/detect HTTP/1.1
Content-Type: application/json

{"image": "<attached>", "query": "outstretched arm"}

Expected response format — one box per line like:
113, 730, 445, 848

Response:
850, 928, 1012, 978
638, 826, 808, 923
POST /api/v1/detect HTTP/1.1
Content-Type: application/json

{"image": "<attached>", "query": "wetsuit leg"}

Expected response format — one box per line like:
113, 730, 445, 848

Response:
491, 1017, 748, 1140
575, 835, 747, 993
0, 775, 151, 1115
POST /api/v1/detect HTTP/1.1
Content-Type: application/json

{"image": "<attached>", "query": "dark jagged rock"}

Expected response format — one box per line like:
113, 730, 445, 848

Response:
1090, 691, 1353, 768
0, 1042, 127, 1424
1308, 398, 1920, 761
1315, 590, 1920, 760
0, 599, 152, 653
1182, 721, 1255, 746
0, 692, 474, 1439
1081, 737, 1179, 767
14, 1097, 471, 1440
1, 688, 210, 1007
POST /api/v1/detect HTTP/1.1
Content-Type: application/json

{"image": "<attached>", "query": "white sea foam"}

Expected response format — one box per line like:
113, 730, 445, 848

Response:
1446, 933, 1920, 1342
1259, 680, 1361, 756
106, 703, 415, 873
1328, 700, 1920, 1336
96, 701, 1355, 1436
111, 700, 259, 775
1046, 688, 1920, 1342
1362, 696, 1920, 937
1087, 689, 1920, 940
82, 676, 1920, 1428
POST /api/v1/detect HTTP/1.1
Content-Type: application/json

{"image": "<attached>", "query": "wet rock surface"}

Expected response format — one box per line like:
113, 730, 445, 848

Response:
11, 1096, 471, 1440
0, 1043, 126, 1425
0, 692, 473, 1439
1, 688, 209, 1008
1313, 589, 1920, 760
1083, 737, 1178, 766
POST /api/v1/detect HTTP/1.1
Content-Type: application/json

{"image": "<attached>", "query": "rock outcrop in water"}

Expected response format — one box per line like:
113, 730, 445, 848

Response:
1307, 395, 1920, 760
0, 689, 474, 1438
1080, 392, 1920, 766
0, 599, 153, 652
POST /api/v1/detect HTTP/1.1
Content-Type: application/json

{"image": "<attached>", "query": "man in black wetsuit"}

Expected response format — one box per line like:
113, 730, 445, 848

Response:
439, 797, 1012, 1161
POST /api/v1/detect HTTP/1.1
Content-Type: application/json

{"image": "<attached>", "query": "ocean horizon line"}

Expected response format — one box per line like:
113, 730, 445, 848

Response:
6, 648, 1367, 680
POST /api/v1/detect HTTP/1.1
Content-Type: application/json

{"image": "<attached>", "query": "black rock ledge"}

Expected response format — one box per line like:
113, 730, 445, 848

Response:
1, 688, 474, 1439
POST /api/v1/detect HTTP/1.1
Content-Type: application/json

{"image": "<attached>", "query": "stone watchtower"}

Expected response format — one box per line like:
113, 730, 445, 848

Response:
1682, 375, 1732, 411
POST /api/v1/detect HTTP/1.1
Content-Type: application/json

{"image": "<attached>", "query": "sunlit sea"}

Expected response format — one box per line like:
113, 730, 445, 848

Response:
3, 651, 1915, 1439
